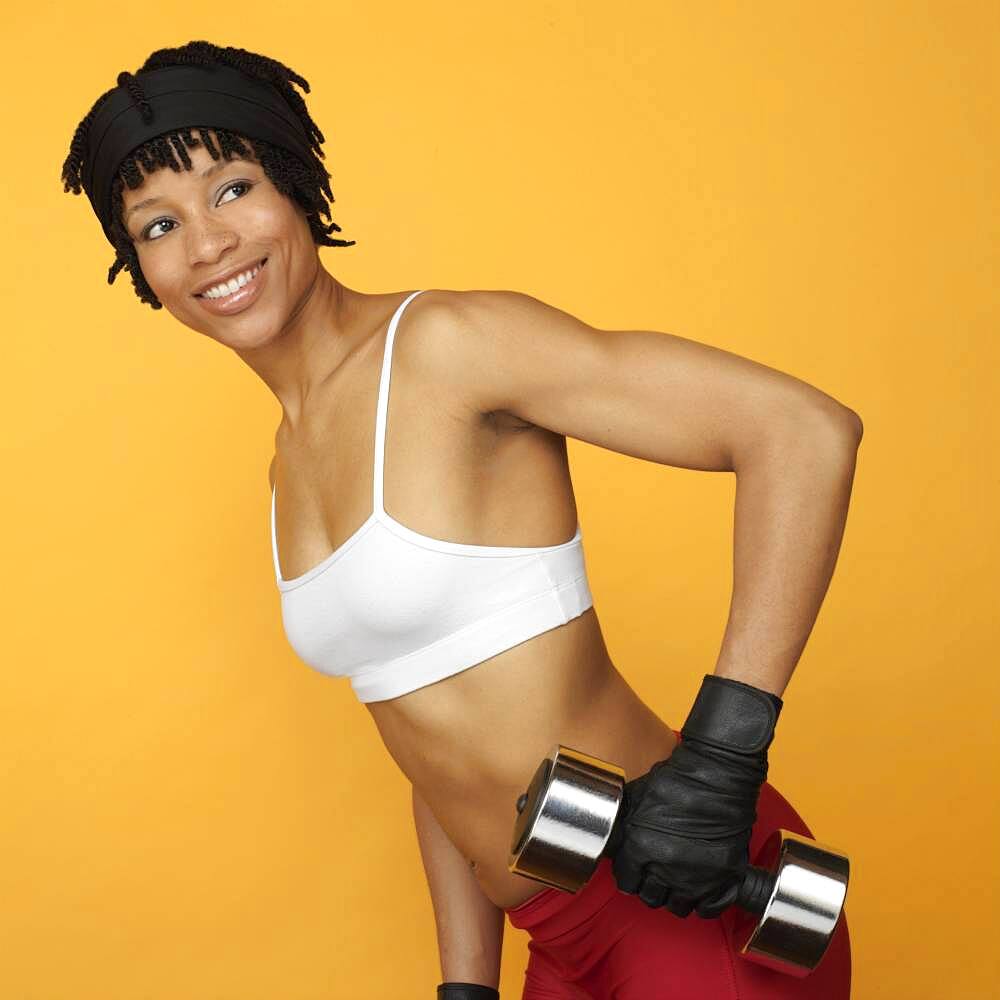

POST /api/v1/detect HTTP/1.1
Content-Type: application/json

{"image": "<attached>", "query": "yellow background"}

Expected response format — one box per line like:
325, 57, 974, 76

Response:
2, 2, 996, 997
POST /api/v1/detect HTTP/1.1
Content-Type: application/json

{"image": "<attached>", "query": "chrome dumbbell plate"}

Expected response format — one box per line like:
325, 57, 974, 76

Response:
732, 829, 850, 977
509, 744, 625, 892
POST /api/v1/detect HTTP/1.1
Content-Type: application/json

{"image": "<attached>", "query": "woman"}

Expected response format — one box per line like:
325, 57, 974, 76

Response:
63, 40, 859, 1000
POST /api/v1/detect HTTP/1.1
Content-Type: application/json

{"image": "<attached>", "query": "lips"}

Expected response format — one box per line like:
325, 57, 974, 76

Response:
194, 257, 270, 316
193, 257, 268, 298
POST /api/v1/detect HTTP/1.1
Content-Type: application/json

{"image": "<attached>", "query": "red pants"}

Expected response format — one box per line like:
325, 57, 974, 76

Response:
504, 739, 851, 999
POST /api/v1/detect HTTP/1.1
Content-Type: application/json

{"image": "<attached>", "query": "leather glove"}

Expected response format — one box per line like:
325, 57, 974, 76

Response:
603, 674, 783, 919
437, 983, 499, 1000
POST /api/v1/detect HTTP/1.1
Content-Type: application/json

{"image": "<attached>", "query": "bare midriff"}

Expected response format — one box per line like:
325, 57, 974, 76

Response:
272, 288, 680, 911
365, 607, 678, 910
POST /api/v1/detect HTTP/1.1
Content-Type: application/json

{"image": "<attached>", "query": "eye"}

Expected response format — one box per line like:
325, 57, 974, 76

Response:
218, 180, 252, 205
140, 181, 254, 241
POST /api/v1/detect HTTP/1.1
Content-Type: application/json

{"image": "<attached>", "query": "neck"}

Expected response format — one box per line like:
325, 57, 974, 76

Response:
233, 260, 367, 424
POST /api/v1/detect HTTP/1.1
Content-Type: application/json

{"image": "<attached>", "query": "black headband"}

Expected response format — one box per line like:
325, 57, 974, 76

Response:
82, 63, 317, 248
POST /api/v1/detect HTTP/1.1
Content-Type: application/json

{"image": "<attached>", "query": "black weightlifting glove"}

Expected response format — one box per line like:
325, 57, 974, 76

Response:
437, 983, 499, 1000
604, 674, 783, 919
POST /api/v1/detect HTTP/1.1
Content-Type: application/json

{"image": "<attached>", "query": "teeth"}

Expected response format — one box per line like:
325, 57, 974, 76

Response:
201, 261, 263, 299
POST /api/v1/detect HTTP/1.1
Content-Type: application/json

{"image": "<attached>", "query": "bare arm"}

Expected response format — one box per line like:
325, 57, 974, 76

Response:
712, 415, 862, 697
412, 784, 504, 989
402, 290, 864, 699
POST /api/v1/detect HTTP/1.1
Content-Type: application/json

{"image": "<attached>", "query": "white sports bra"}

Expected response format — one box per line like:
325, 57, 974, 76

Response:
270, 290, 593, 703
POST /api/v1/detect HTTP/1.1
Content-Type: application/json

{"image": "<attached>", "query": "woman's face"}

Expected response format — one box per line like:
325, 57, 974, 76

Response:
119, 136, 318, 345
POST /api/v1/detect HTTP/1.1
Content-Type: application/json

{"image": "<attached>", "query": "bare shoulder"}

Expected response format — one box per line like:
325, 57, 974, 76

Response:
396, 287, 541, 428
400, 287, 565, 356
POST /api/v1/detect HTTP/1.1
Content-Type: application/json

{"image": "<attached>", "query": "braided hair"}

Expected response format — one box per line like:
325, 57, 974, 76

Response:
61, 40, 356, 310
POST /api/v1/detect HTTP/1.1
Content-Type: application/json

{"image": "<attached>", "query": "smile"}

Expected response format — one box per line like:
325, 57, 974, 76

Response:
197, 258, 267, 299
195, 258, 269, 316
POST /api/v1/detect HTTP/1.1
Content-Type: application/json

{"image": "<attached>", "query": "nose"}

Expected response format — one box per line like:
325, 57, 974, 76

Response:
187, 223, 239, 267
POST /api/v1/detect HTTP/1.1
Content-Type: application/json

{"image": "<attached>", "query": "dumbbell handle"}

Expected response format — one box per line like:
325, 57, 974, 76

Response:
737, 864, 779, 915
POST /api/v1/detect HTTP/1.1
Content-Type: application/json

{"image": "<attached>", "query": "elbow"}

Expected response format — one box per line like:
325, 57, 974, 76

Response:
808, 404, 864, 463
773, 400, 864, 464
733, 395, 863, 473
849, 410, 864, 443
832, 405, 864, 446
796, 392, 864, 447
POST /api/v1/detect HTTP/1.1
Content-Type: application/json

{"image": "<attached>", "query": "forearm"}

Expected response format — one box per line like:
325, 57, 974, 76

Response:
713, 408, 863, 699
412, 785, 504, 989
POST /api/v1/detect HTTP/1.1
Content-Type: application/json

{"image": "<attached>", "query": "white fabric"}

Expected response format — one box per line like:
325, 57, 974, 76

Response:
270, 290, 593, 703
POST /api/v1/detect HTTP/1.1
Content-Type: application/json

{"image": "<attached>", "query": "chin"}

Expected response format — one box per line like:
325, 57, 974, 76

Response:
176, 300, 273, 340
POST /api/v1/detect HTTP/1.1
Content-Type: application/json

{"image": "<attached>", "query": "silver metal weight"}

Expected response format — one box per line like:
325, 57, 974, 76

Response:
508, 744, 850, 978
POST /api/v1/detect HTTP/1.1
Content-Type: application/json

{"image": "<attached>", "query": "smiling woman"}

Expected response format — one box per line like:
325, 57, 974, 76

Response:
61, 37, 858, 1000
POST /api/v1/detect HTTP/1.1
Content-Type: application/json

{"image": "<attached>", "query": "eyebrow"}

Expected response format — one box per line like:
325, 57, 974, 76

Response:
124, 158, 247, 223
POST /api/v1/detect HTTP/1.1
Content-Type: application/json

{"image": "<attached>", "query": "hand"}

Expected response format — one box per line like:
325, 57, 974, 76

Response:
605, 675, 783, 919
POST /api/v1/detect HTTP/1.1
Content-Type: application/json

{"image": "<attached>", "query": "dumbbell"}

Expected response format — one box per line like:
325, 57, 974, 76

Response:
507, 745, 849, 979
